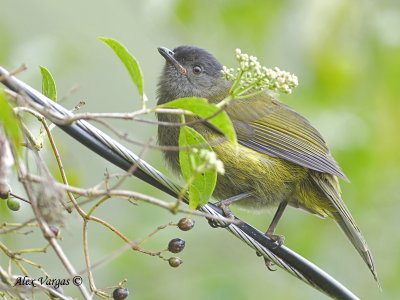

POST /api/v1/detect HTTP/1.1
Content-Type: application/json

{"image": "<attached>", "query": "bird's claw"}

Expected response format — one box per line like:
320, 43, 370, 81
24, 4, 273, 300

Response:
264, 257, 277, 271
207, 200, 234, 228
255, 251, 277, 271
255, 233, 285, 271
267, 233, 285, 248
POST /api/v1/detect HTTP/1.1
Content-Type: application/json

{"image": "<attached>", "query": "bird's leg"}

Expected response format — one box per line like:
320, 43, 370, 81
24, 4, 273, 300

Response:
259, 200, 288, 270
265, 200, 288, 246
208, 192, 252, 228
217, 192, 252, 218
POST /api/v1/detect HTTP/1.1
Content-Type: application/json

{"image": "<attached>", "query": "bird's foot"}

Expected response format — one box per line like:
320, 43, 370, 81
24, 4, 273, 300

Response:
266, 232, 285, 249
207, 200, 234, 228
207, 193, 251, 228
255, 232, 285, 271
255, 252, 277, 271
264, 257, 277, 271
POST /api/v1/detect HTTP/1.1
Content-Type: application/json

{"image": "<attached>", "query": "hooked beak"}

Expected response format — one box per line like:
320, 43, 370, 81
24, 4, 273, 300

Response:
158, 47, 187, 75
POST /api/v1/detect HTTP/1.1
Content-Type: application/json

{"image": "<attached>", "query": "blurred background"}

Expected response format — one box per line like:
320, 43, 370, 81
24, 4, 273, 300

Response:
1, 0, 399, 299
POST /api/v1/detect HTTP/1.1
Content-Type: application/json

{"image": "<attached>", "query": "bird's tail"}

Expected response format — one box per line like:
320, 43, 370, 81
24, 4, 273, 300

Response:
311, 172, 380, 286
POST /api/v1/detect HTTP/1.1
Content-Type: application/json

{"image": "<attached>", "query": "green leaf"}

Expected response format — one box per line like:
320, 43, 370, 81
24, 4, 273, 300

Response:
39, 66, 57, 101
158, 97, 237, 145
0, 90, 21, 153
179, 126, 217, 209
99, 37, 146, 106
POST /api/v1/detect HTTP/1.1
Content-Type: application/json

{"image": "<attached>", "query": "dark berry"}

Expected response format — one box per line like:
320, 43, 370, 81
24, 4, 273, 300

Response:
168, 238, 185, 253
113, 287, 129, 300
177, 218, 195, 231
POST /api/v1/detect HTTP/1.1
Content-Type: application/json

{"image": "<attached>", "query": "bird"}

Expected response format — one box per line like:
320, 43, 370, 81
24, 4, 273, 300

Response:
156, 45, 378, 283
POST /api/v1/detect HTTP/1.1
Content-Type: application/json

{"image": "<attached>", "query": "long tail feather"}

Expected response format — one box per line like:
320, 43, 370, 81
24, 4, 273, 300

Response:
311, 172, 380, 286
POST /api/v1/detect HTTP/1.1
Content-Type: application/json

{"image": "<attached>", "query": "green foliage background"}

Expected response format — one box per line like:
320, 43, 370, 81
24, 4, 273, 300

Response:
1, 0, 399, 299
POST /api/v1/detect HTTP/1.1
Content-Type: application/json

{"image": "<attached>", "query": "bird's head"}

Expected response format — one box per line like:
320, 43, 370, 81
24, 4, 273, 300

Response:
157, 46, 230, 104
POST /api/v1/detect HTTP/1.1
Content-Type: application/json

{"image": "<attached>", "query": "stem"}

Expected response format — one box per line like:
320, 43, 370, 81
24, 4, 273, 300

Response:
235, 89, 264, 100
229, 70, 244, 94
216, 94, 233, 108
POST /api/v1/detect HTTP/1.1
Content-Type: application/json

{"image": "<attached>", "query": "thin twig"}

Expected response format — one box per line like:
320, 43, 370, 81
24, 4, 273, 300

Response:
24, 173, 239, 224
12, 148, 91, 299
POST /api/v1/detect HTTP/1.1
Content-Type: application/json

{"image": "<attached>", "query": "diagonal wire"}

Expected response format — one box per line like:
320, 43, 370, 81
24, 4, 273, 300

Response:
0, 67, 358, 300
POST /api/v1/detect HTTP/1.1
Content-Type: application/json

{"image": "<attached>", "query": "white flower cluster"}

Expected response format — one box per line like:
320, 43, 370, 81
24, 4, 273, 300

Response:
221, 48, 299, 94
192, 148, 225, 175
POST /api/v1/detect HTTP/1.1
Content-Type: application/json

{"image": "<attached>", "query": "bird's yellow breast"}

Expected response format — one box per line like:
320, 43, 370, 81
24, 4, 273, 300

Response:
201, 130, 308, 210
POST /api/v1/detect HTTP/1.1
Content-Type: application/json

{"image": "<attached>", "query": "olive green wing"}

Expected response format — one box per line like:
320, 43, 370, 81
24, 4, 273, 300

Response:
227, 95, 348, 180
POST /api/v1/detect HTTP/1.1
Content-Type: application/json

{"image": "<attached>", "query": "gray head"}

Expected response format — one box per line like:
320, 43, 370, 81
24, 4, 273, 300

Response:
157, 46, 230, 104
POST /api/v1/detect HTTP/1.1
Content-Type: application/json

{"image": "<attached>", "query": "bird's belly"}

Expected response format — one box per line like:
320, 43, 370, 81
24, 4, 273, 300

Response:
212, 142, 307, 210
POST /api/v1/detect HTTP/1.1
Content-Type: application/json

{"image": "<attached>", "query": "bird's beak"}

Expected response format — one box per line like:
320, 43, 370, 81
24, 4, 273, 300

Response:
158, 47, 187, 75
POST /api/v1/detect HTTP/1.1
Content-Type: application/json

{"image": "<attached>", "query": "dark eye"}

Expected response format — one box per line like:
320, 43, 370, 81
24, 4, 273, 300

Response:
193, 65, 202, 74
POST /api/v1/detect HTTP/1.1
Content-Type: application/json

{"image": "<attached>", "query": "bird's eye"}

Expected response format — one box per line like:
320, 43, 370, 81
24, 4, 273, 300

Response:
193, 65, 202, 74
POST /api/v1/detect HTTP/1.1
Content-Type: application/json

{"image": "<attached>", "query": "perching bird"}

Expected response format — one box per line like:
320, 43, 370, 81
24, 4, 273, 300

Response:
156, 45, 378, 282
